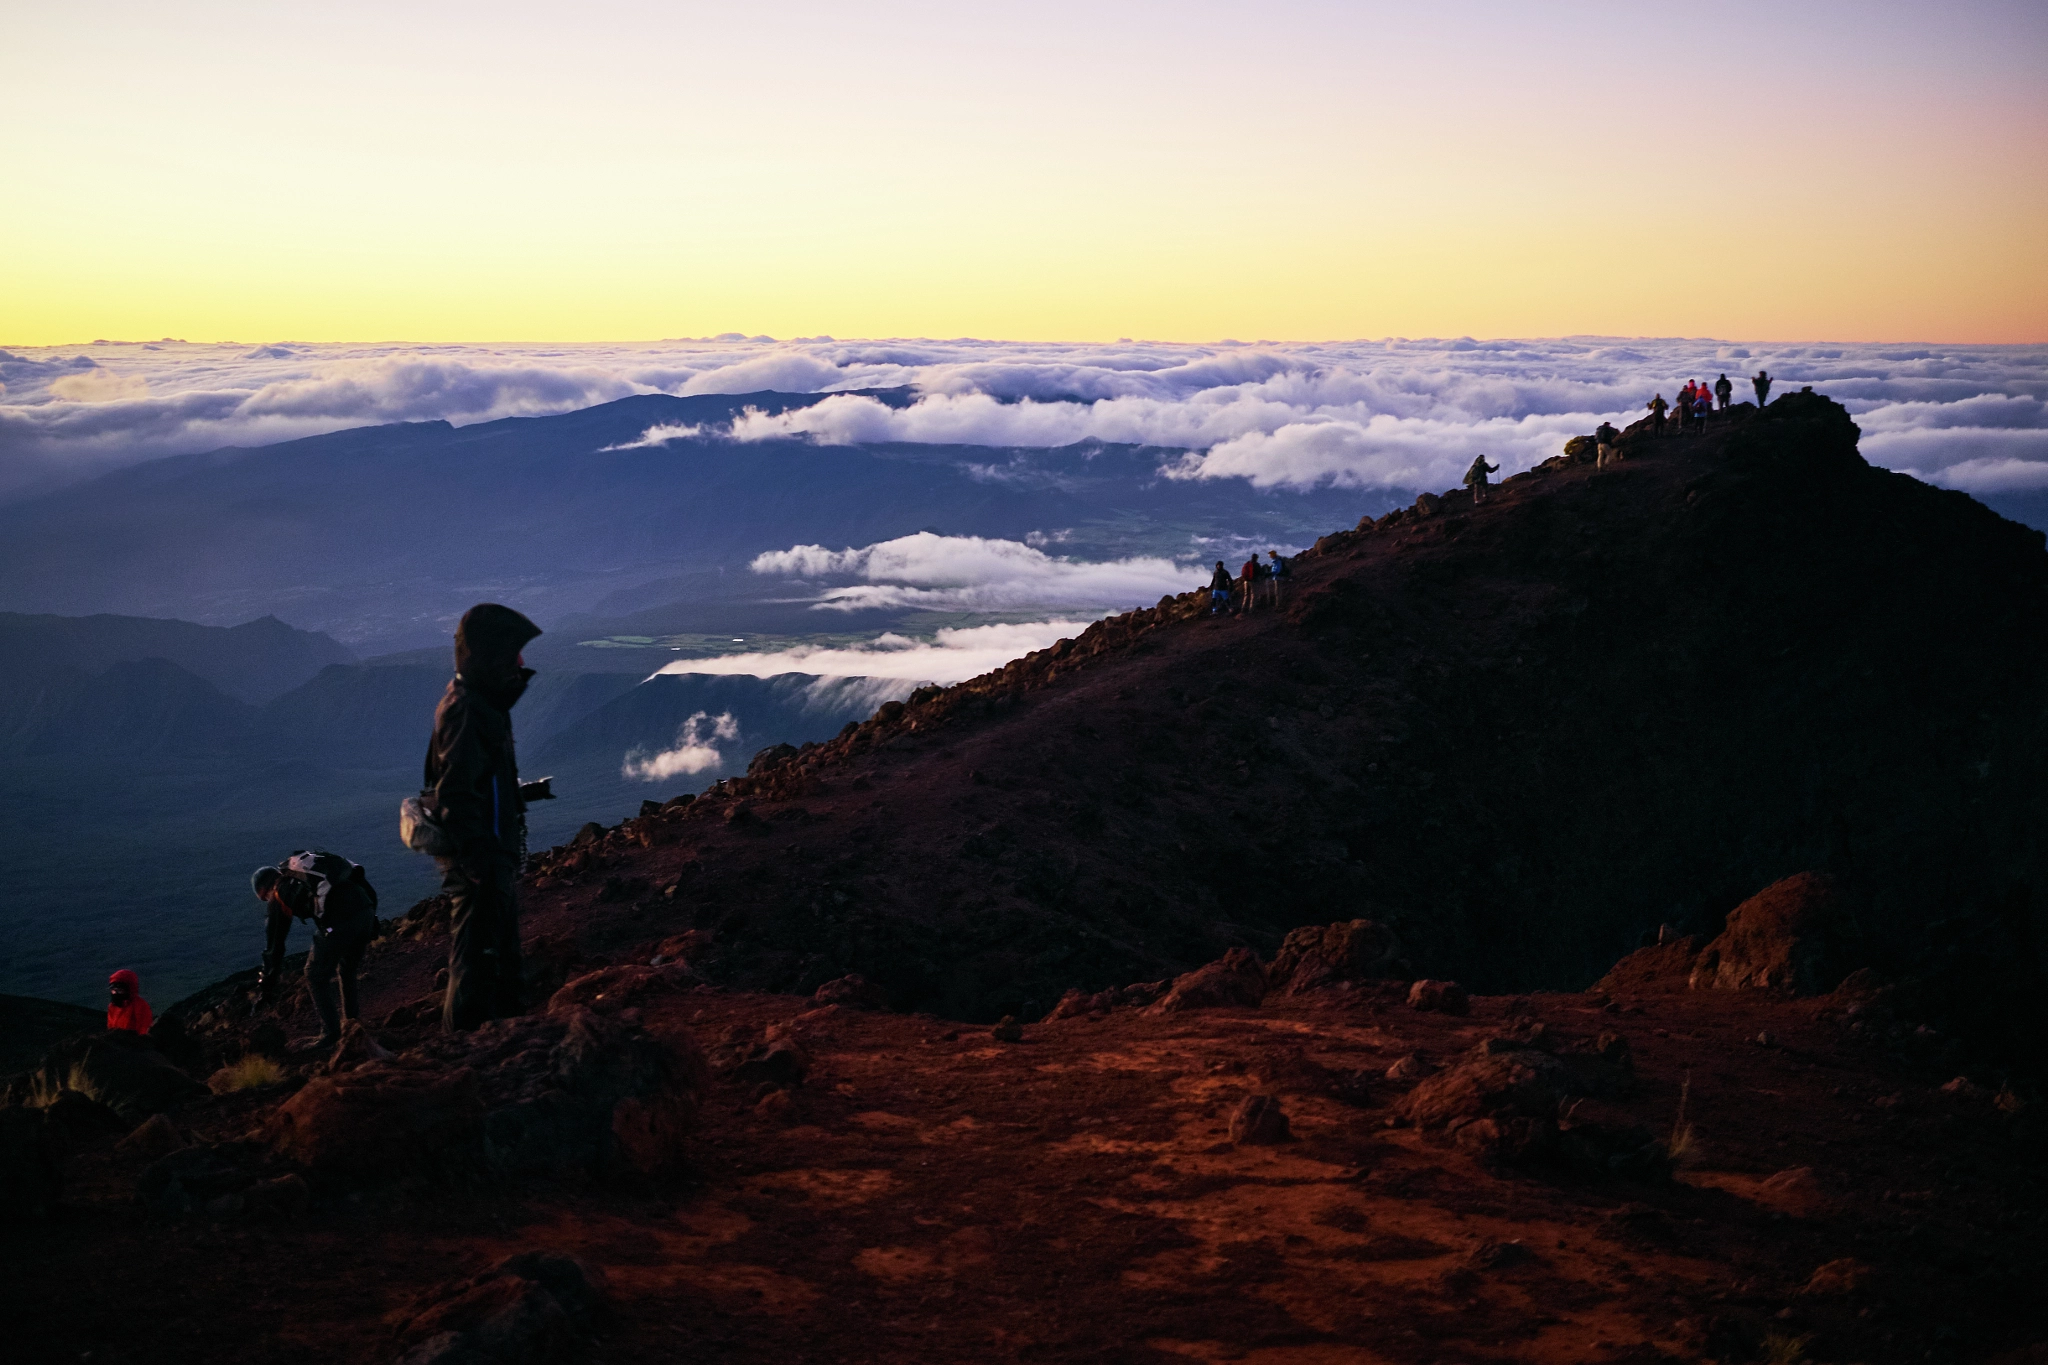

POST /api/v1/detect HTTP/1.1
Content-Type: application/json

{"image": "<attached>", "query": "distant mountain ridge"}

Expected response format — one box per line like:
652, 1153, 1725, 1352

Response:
0, 389, 1372, 653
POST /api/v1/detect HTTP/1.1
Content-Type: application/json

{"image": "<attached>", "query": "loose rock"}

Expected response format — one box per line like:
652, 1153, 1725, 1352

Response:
1407, 979, 1470, 1015
1149, 948, 1266, 1014
1228, 1094, 1291, 1145
1688, 872, 1864, 994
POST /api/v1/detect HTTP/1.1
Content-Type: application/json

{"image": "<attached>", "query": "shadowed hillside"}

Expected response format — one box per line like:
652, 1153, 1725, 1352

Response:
498, 393, 2047, 1053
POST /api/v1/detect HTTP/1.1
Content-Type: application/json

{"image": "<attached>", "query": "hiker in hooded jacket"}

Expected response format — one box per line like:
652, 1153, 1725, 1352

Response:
1714, 373, 1733, 410
426, 604, 554, 1031
1265, 550, 1288, 607
252, 849, 378, 1047
1753, 369, 1773, 407
1648, 393, 1669, 435
1464, 455, 1500, 503
107, 968, 152, 1035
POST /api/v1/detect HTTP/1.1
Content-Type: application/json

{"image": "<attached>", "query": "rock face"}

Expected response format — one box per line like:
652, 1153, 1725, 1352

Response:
1265, 920, 1402, 997
270, 976, 708, 1183
1688, 873, 1863, 995
1401, 1046, 1568, 1161
10, 1032, 208, 1125
813, 974, 887, 1010
1149, 948, 1267, 1014
391, 1251, 607, 1365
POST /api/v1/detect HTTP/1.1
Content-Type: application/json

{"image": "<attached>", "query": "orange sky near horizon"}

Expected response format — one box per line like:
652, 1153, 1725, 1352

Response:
5, 0, 2045, 348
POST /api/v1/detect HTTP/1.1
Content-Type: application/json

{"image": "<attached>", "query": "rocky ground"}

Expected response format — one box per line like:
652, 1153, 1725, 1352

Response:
7, 393, 2048, 1363
4, 930, 2044, 1364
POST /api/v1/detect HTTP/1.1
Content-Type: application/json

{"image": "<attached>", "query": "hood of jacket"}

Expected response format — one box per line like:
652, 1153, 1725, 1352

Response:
454, 604, 541, 709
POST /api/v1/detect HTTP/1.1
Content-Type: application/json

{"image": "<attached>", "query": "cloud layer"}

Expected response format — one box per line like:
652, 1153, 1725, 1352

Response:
750, 531, 1199, 613
653, 619, 1094, 686
3, 336, 2042, 502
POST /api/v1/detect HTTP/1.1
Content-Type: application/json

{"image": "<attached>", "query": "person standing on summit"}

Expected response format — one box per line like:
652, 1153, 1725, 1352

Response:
1753, 368, 1773, 407
1714, 373, 1733, 411
1208, 560, 1232, 616
425, 604, 553, 1031
1464, 454, 1500, 503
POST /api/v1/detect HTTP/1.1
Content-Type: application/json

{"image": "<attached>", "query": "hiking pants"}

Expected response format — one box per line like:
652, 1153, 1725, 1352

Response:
441, 853, 523, 1031
306, 908, 373, 1044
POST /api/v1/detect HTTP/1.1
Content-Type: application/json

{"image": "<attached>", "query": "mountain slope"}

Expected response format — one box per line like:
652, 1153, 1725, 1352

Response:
494, 394, 2047, 1053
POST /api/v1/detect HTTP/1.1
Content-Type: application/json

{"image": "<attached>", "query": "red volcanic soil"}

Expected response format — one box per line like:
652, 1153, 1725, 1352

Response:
10, 975, 2046, 1364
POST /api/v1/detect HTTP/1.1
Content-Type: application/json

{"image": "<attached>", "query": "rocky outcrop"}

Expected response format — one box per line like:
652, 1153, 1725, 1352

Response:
1228, 1094, 1291, 1145
1688, 873, 1864, 995
9, 1031, 208, 1126
1407, 980, 1470, 1015
1265, 919, 1402, 997
269, 974, 708, 1184
1148, 948, 1267, 1014
1596, 934, 1702, 993
1401, 1045, 1568, 1161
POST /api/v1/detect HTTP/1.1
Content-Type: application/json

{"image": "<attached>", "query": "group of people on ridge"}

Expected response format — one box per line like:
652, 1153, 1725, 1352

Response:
1208, 551, 1290, 616
102, 604, 552, 1050
1648, 370, 1773, 437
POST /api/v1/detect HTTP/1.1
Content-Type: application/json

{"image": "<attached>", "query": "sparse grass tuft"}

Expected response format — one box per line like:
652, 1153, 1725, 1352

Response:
222, 1053, 285, 1090
1760, 1330, 1815, 1364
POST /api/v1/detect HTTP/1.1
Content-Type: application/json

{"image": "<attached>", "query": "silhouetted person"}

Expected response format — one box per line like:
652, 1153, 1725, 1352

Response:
107, 969, 152, 1035
252, 850, 378, 1047
427, 604, 550, 1031
1753, 369, 1772, 407
1648, 393, 1668, 435
1595, 420, 1623, 468
1208, 561, 1232, 616
1714, 373, 1733, 410
1265, 550, 1288, 607
1464, 455, 1500, 503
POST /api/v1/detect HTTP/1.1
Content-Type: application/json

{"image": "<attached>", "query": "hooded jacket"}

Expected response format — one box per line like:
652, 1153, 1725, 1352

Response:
426, 604, 541, 862
107, 968, 153, 1035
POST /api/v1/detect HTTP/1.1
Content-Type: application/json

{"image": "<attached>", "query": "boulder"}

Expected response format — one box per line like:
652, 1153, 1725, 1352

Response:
813, 974, 887, 1010
116, 1111, 194, 1160
0, 1105, 62, 1220
44, 1089, 130, 1145
1594, 936, 1702, 994
1148, 948, 1266, 1014
1689, 873, 1863, 994
1400, 1047, 1569, 1162
392, 1250, 607, 1365
1406, 979, 1470, 1015
1228, 1094, 1292, 1145
269, 1065, 485, 1181
1265, 920, 1401, 997
17, 1031, 208, 1125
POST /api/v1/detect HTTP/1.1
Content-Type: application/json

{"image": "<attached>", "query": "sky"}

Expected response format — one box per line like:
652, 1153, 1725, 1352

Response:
5, 1, 2046, 347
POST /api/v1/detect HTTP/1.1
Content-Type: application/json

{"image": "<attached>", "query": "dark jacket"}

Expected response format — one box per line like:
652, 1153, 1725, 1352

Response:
264, 850, 378, 959
426, 605, 541, 862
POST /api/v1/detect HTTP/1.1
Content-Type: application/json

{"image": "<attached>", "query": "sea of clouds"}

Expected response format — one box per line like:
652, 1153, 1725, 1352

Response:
3, 336, 2043, 504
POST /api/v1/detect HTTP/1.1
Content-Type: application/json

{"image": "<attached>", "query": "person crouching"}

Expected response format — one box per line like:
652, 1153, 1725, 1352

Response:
251, 850, 379, 1048
107, 968, 153, 1035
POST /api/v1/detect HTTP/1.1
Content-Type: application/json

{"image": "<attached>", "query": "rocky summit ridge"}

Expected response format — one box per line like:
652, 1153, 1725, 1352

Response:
6, 391, 2048, 1365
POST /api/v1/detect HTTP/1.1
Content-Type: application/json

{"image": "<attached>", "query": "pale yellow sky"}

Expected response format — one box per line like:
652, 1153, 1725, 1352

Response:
5, 0, 2045, 345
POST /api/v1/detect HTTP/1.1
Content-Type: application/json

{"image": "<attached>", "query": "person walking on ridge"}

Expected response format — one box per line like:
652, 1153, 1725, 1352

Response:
1649, 392, 1669, 435
1714, 373, 1733, 411
107, 969, 152, 1035
1208, 561, 1232, 616
1237, 554, 1260, 616
1464, 454, 1500, 503
251, 849, 379, 1048
1265, 550, 1288, 608
425, 603, 553, 1031
1753, 368, 1772, 407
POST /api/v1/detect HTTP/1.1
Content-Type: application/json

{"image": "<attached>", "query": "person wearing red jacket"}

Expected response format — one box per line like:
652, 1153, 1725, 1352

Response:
107, 968, 153, 1035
